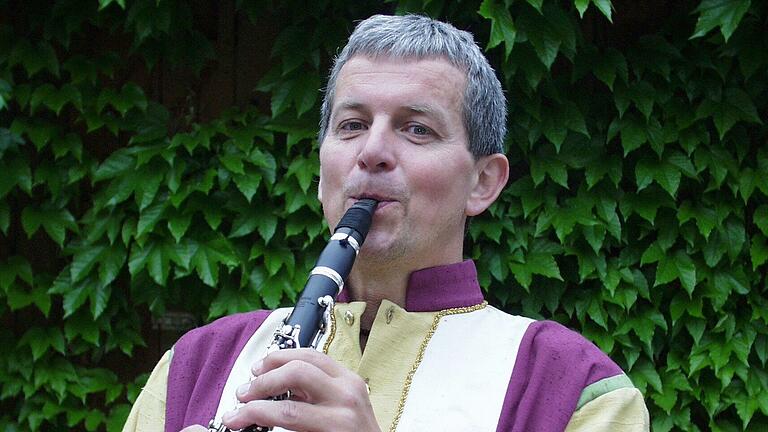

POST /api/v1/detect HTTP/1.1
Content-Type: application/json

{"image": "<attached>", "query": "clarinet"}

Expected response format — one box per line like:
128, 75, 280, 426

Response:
208, 198, 378, 432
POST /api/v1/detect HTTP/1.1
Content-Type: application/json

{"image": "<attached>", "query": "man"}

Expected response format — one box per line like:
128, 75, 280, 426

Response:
124, 15, 649, 432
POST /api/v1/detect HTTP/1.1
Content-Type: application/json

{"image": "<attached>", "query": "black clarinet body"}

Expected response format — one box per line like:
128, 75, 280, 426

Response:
208, 198, 378, 432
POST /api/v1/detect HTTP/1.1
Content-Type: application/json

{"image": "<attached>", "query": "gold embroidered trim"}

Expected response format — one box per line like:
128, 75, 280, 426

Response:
388, 301, 488, 432
321, 303, 337, 354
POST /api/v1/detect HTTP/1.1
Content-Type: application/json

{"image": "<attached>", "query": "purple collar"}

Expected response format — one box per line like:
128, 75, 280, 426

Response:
338, 260, 484, 312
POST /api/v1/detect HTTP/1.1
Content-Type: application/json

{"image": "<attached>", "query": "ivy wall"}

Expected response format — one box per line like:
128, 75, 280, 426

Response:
1, 0, 767, 430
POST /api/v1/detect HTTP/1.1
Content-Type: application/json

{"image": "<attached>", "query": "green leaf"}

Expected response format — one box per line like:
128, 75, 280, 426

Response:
106, 405, 131, 432
691, 0, 751, 42
750, 235, 768, 270
89, 283, 111, 319
674, 252, 697, 295
592, 0, 613, 22
0, 200, 9, 234
85, 410, 106, 431
737, 167, 756, 204
99, 243, 126, 286
234, 171, 261, 202
135, 169, 164, 211
128, 242, 155, 277
630, 82, 655, 120
721, 219, 745, 262
268, 248, 298, 279
633, 358, 663, 393
635, 159, 654, 191
686, 319, 706, 345
526, 0, 543, 12
19, 327, 49, 360
293, 74, 320, 116
593, 49, 626, 90
489, 251, 506, 281
619, 116, 647, 156
654, 251, 696, 295
286, 158, 317, 194
52, 133, 84, 161
99, 0, 126, 10
258, 275, 286, 310
479, 0, 517, 56
21, 206, 78, 246
147, 244, 170, 285
192, 237, 238, 286
510, 252, 563, 288
525, 13, 561, 69
641, 242, 663, 265
582, 225, 606, 254
30, 83, 55, 114
71, 245, 107, 283
654, 255, 677, 286
60, 84, 84, 112
136, 201, 167, 238
120, 83, 148, 113
258, 215, 278, 244
574, 0, 590, 17
655, 162, 681, 197
10, 40, 60, 77
43, 208, 78, 246
64, 309, 100, 345
208, 286, 261, 319
94, 151, 135, 182
755, 205, 768, 236
167, 211, 192, 243
219, 154, 245, 175
696, 88, 763, 139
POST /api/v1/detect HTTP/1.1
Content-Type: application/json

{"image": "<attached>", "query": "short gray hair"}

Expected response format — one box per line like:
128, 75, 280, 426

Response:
318, 14, 507, 158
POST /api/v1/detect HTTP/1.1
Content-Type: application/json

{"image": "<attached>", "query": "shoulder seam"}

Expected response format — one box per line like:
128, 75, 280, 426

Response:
575, 374, 635, 410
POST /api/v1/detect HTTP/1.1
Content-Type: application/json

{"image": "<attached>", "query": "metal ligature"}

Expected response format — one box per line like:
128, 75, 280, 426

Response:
208, 198, 378, 432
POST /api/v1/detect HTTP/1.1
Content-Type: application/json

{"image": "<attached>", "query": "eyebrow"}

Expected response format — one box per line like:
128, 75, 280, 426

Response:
405, 103, 450, 132
332, 100, 450, 131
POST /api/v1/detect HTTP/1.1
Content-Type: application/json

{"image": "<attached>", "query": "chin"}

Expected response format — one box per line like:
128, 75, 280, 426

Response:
359, 234, 406, 263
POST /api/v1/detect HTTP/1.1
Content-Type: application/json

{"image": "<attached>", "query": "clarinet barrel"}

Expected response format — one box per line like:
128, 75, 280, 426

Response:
280, 198, 378, 349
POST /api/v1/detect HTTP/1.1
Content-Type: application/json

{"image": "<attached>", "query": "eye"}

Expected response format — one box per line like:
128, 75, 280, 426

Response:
339, 121, 366, 132
404, 123, 435, 138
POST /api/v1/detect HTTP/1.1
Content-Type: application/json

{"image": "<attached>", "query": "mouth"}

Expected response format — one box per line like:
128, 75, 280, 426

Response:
350, 193, 397, 211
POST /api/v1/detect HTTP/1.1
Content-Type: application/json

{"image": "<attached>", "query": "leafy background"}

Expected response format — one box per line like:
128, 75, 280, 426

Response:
1, 0, 766, 430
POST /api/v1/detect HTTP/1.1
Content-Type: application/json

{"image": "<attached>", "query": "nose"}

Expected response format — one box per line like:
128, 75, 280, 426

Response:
357, 122, 396, 172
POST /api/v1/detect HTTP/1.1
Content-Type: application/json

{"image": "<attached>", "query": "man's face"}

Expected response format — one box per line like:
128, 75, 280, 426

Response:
318, 56, 479, 270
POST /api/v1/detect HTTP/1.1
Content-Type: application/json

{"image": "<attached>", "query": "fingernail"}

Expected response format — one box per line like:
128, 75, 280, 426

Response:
222, 409, 237, 422
251, 360, 263, 375
237, 382, 250, 397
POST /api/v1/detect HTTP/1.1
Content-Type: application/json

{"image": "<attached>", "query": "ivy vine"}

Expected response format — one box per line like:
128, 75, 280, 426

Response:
0, 0, 766, 430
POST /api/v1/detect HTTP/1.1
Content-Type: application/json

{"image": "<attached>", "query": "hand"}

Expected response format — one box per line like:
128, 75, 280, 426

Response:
221, 348, 381, 432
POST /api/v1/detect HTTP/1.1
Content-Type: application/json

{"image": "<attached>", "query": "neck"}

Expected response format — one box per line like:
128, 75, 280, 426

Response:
346, 260, 409, 334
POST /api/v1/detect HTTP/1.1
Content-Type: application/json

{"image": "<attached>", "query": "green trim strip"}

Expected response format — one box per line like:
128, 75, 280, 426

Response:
575, 374, 635, 410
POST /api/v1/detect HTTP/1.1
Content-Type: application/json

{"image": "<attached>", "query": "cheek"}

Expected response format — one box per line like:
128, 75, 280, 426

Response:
412, 157, 473, 202
318, 150, 346, 195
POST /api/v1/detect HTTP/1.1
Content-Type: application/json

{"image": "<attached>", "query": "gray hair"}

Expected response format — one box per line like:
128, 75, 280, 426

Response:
318, 14, 507, 158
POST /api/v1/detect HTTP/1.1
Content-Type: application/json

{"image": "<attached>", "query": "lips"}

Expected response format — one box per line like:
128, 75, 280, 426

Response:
349, 193, 397, 211
353, 193, 392, 202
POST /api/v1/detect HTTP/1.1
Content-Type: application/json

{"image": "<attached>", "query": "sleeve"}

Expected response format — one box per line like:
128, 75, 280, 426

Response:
122, 350, 172, 432
564, 375, 650, 432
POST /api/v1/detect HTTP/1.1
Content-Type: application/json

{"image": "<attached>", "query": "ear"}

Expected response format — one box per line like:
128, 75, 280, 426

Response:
317, 172, 323, 202
465, 153, 509, 217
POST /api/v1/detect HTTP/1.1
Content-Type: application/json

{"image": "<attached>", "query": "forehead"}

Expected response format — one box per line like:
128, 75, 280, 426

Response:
332, 56, 466, 114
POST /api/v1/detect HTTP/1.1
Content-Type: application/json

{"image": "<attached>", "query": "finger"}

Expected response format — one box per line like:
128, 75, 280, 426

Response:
253, 348, 346, 378
223, 399, 353, 432
180, 425, 208, 432
238, 359, 338, 403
